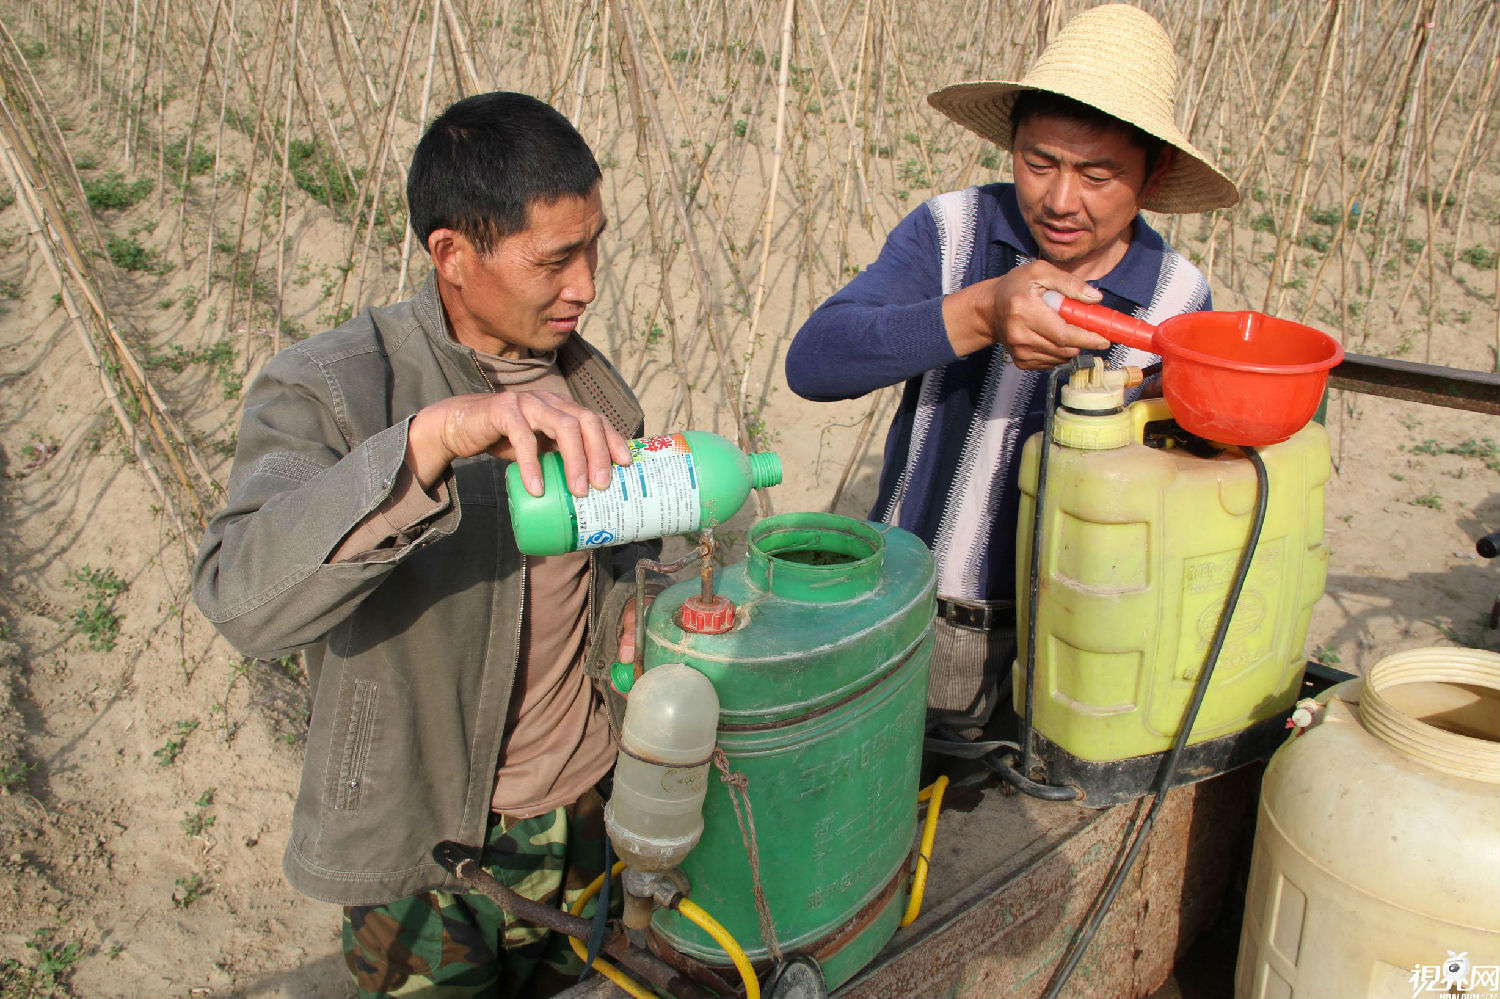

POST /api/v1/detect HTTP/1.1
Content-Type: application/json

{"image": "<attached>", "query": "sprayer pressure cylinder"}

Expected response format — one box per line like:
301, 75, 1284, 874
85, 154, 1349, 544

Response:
506, 431, 783, 556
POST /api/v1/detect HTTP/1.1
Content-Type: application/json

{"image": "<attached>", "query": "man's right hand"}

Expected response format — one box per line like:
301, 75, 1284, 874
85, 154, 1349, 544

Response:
941, 260, 1113, 369
406, 390, 631, 497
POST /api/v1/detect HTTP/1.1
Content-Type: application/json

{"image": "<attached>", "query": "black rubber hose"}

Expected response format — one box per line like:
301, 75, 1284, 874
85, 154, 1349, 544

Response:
1478, 531, 1500, 559
1020, 360, 1084, 793
1041, 445, 1270, 999
982, 753, 1085, 801
925, 727, 1078, 798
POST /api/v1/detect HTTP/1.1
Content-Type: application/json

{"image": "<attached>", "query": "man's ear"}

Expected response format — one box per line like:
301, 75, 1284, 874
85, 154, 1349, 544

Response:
1141, 146, 1176, 201
427, 228, 469, 287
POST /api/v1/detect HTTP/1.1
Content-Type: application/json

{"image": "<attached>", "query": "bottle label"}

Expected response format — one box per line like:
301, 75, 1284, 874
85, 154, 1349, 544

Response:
574, 434, 702, 548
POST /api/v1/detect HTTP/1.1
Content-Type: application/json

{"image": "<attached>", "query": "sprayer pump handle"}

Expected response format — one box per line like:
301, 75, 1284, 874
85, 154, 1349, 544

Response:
1041, 290, 1158, 354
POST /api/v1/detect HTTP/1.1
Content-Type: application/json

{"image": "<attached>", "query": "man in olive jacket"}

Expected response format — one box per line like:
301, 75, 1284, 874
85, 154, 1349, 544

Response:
193, 93, 651, 997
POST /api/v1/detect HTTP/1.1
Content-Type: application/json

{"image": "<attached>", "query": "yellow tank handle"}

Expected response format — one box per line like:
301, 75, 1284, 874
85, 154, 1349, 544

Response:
567, 861, 656, 999
1129, 395, 1175, 442
900, 775, 950, 927
676, 898, 761, 999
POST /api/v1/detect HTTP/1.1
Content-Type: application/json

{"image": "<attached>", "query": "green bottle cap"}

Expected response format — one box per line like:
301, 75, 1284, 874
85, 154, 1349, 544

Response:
611, 661, 636, 694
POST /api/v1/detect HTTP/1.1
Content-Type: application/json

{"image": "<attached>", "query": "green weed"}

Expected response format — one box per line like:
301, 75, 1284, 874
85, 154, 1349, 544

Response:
180, 794, 216, 837
1409, 492, 1443, 510
83, 171, 153, 210
1414, 186, 1456, 209
22, 437, 59, 469
172, 874, 207, 908
319, 302, 354, 328
1, 929, 83, 995
287, 138, 361, 212
273, 654, 303, 683
1458, 245, 1497, 270
65, 565, 127, 651
0, 759, 35, 793
106, 235, 167, 273
897, 158, 929, 188
1249, 213, 1276, 233
180, 810, 215, 837
142, 338, 240, 399
153, 720, 199, 767
1409, 437, 1499, 471
163, 136, 215, 181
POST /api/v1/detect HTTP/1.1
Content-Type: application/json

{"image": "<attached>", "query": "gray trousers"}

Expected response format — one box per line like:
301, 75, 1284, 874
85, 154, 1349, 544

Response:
927, 615, 1019, 731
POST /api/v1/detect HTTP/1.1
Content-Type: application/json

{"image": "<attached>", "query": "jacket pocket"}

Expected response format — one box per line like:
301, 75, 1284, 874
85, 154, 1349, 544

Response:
324, 673, 378, 811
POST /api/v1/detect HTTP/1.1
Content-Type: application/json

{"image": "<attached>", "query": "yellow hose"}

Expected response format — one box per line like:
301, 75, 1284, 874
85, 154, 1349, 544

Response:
675, 898, 761, 999
566, 779, 947, 996
900, 775, 949, 926
566, 862, 656, 999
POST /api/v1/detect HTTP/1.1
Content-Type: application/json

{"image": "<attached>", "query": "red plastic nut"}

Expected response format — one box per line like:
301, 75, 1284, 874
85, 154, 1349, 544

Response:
676, 594, 737, 634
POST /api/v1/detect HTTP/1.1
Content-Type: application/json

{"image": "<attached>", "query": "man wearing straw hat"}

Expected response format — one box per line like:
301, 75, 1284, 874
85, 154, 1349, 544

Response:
787, 4, 1239, 735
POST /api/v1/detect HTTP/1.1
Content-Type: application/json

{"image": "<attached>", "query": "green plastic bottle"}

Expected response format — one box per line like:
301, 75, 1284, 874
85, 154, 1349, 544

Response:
505, 431, 783, 555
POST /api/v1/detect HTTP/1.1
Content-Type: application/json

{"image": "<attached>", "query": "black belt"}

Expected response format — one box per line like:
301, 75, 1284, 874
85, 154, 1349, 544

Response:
935, 597, 1015, 632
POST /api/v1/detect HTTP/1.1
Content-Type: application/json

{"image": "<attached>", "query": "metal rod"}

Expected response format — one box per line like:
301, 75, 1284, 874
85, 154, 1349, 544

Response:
1329, 352, 1500, 415
633, 537, 713, 679
698, 527, 716, 603
432, 842, 712, 999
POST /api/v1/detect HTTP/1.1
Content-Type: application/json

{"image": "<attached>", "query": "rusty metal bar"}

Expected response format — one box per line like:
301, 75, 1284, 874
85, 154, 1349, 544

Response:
432, 842, 712, 998
635, 536, 712, 679
1329, 353, 1500, 414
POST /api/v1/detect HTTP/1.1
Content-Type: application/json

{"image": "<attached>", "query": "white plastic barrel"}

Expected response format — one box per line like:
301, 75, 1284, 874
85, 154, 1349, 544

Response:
1235, 647, 1500, 998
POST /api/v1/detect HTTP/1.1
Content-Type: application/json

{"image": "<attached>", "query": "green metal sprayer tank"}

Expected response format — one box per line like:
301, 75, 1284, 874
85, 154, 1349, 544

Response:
638, 512, 935, 989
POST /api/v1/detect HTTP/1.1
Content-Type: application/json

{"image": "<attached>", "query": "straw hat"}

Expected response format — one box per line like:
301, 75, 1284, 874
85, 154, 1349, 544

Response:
927, 4, 1239, 214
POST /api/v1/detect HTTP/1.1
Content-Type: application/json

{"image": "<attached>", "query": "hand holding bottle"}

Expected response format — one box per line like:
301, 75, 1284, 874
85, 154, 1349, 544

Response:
407, 389, 631, 496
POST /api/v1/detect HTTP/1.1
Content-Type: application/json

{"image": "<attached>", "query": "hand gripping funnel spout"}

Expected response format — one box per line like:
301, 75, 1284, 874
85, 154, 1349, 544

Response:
604, 663, 720, 872
1042, 291, 1343, 446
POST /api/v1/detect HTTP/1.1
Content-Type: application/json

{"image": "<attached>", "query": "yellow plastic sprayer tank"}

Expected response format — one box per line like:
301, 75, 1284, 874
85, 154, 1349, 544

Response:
1015, 367, 1330, 805
1235, 647, 1500, 998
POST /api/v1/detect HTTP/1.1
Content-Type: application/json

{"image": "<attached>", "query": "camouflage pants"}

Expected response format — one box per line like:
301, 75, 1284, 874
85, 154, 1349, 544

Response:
342, 787, 608, 998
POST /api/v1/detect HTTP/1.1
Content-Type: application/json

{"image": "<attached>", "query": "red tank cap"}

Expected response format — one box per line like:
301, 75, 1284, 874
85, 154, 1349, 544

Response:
676, 594, 737, 634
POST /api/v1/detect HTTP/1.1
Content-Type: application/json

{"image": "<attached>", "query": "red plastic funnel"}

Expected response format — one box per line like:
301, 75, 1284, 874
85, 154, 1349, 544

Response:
1046, 295, 1344, 447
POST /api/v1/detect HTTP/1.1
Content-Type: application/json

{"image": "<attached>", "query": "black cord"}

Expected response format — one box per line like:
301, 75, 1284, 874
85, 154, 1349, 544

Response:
581, 834, 612, 977
1020, 360, 1084, 791
1040, 446, 1269, 999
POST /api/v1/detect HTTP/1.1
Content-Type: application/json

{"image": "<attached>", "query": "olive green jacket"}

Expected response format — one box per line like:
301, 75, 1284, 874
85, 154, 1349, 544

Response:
192, 274, 649, 905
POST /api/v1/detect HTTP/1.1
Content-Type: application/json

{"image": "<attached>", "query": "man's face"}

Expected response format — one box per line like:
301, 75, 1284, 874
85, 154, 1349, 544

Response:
438, 185, 606, 357
1011, 114, 1170, 280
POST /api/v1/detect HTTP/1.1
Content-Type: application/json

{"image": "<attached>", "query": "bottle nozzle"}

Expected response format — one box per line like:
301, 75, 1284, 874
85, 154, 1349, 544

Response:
749, 452, 783, 489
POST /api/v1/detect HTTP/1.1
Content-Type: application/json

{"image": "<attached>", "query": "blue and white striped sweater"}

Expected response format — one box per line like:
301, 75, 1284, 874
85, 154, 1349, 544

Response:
786, 183, 1212, 601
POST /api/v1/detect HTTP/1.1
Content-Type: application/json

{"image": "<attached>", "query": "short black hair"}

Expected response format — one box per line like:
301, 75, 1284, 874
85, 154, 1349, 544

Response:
407, 92, 601, 256
1010, 90, 1167, 177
